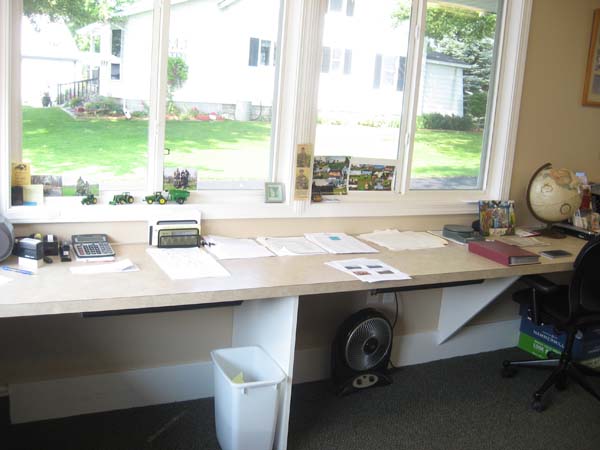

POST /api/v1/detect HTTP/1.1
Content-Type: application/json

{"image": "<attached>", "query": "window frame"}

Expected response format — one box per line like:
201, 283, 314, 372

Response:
0, 0, 533, 223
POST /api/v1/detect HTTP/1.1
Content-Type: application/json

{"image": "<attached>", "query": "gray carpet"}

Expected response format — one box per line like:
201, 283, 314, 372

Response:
2, 347, 600, 450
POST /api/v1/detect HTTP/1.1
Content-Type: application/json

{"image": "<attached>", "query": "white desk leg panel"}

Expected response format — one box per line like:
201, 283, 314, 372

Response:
437, 276, 519, 344
232, 296, 299, 450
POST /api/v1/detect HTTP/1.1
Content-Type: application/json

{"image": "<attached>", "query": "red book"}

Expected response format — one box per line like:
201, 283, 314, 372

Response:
468, 240, 540, 266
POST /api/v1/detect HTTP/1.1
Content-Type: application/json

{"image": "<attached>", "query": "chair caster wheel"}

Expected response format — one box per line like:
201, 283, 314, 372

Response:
531, 399, 546, 412
501, 366, 517, 378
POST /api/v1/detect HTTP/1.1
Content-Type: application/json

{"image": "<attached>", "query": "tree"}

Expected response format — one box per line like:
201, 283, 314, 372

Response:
23, 0, 133, 30
393, 2, 498, 124
166, 56, 189, 116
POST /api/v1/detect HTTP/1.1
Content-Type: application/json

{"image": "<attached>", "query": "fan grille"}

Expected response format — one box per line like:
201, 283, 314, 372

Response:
344, 317, 392, 371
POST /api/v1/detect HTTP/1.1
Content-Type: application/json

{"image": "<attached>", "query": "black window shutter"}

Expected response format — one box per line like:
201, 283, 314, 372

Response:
397, 56, 406, 91
346, 0, 355, 16
344, 49, 352, 74
373, 54, 382, 89
322, 47, 331, 73
248, 38, 259, 66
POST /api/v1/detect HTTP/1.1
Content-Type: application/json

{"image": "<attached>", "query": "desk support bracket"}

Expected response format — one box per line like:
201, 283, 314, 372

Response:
437, 276, 519, 344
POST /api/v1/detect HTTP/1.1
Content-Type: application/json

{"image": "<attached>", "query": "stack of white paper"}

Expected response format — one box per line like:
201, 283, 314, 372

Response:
326, 258, 411, 283
147, 247, 230, 280
305, 233, 378, 254
0, 275, 12, 285
358, 229, 447, 251
204, 235, 274, 260
256, 236, 327, 256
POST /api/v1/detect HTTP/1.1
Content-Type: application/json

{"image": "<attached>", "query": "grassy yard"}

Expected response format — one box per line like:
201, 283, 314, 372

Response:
22, 107, 483, 183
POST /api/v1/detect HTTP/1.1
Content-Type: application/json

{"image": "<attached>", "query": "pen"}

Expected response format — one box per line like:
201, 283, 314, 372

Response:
1, 266, 34, 276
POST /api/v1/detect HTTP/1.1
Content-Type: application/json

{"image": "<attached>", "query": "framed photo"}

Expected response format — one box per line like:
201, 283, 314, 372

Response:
265, 182, 285, 203
583, 9, 600, 106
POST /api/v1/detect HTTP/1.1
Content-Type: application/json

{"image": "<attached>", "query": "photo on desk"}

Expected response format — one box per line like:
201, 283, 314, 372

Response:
312, 156, 350, 195
30, 175, 62, 196
61, 176, 100, 196
163, 167, 198, 191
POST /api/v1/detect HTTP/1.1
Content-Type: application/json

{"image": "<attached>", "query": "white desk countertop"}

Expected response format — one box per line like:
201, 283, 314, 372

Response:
0, 236, 585, 318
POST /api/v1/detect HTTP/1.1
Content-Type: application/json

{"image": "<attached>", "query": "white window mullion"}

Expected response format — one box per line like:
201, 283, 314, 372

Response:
397, 0, 427, 195
273, 0, 325, 206
146, 0, 171, 193
0, 1, 22, 214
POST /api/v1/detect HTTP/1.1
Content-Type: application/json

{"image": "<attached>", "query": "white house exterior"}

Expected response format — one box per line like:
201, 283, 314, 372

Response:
21, 17, 81, 106
78, 0, 467, 120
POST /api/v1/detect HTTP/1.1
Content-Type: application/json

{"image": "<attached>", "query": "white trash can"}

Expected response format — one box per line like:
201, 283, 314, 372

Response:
211, 346, 286, 450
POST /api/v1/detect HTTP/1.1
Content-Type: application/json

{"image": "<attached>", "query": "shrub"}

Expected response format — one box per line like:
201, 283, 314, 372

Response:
419, 113, 474, 131
69, 96, 84, 108
84, 96, 123, 116
465, 92, 488, 120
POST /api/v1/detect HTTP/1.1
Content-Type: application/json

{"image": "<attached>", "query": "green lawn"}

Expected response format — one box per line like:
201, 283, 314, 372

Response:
22, 107, 483, 182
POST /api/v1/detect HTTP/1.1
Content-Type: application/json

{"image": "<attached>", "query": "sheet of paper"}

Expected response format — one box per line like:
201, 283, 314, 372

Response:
496, 236, 550, 247
70, 259, 139, 275
204, 235, 274, 260
428, 230, 467, 246
146, 247, 230, 280
0, 275, 12, 285
358, 229, 447, 251
326, 258, 411, 283
305, 233, 378, 254
256, 236, 327, 256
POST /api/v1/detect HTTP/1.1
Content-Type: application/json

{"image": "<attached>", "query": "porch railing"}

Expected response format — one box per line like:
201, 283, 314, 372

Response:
57, 77, 100, 105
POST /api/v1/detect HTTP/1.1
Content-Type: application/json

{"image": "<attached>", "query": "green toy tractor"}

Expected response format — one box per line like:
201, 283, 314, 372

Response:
144, 192, 167, 205
81, 194, 98, 205
109, 192, 135, 205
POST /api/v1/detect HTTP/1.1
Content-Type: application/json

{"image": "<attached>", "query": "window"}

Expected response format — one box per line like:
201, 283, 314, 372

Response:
111, 29, 122, 57
373, 55, 406, 92
321, 47, 352, 75
110, 63, 121, 80
1, 0, 532, 221
327, 0, 355, 17
249, 37, 273, 67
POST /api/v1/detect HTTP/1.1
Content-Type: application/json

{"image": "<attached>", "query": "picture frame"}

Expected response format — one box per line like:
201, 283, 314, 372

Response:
265, 182, 285, 203
582, 9, 600, 106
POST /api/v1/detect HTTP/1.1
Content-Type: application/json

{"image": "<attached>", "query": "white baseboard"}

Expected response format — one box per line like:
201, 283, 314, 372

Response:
293, 319, 520, 384
9, 319, 519, 424
10, 361, 214, 424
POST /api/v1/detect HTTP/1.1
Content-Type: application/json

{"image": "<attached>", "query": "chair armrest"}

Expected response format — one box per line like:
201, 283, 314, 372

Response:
520, 275, 559, 295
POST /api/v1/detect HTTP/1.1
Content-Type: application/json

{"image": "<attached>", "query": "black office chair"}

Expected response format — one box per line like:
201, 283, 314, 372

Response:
501, 236, 600, 412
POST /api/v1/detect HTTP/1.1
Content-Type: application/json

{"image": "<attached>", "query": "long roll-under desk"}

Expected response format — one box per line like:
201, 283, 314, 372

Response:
0, 236, 586, 449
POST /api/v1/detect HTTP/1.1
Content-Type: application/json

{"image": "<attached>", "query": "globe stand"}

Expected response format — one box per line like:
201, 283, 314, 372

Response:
536, 223, 566, 239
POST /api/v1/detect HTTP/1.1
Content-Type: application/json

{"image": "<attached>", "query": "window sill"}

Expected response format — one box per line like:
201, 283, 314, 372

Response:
5, 189, 482, 224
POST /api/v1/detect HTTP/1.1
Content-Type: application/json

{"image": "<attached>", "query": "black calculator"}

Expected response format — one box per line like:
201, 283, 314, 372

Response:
72, 234, 115, 259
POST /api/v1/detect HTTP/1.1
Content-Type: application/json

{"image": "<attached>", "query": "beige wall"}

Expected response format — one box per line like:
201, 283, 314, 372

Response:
3, 0, 600, 385
511, 0, 600, 225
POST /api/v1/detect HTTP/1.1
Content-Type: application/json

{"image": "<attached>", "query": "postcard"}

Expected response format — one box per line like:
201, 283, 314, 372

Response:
312, 156, 350, 195
11, 162, 31, 187
349, 159, 396, 191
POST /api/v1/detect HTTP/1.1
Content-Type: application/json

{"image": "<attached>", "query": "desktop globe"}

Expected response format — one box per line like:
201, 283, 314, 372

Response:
527, 163, 582, 237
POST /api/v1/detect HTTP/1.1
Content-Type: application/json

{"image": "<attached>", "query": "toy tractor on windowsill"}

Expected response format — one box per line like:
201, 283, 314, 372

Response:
144, 189, 190, 205
81, 193, 98, 205
109, 192, 135, 205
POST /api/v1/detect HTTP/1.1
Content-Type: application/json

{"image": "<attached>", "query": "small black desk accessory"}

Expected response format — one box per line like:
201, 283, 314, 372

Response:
442, 224, 484, 244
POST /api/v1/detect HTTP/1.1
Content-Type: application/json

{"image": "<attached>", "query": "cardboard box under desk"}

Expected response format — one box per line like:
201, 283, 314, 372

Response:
517, 305, 600, 367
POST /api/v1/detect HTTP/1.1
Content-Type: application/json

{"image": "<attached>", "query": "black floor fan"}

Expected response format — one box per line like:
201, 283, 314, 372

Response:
331, 308, 393, 396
